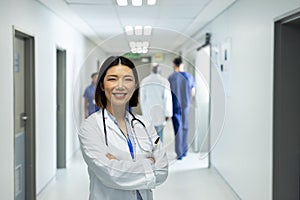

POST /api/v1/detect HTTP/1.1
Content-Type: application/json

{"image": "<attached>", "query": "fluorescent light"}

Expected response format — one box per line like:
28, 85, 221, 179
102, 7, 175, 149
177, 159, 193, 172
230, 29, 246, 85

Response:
136, 47, 143, 53
136, 42, 142, 48
117, 0, 128, 6
118, 0, 155, 6
131, 48, 137, 53
132, 0, 142, 6
143, 26, 152, 35
129, 41, 150, 54
142, 48, 148, 54
129, 41, 136, 48
126, 25, 152, 36
142, 41, 149, 48
147, 0, 156, 5
134, 26, 143, 35
125, 26, 133, 35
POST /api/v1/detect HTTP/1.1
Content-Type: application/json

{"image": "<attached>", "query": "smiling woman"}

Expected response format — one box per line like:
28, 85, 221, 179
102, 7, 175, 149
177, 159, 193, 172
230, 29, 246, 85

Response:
95, 56, 140, 109
103, 65, 136, 110
78, 56, 169, 200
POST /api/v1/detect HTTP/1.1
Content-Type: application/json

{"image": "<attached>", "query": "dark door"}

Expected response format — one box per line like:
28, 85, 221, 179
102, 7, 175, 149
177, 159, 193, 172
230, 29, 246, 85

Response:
56, 49, 67, 168
273, 12, 300, 200
13, 29, 36, 200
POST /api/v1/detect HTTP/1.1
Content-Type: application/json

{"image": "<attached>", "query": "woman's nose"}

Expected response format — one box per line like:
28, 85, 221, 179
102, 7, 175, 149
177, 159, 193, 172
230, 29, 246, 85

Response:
116, 79, 124, 89
118, 79, 123, 86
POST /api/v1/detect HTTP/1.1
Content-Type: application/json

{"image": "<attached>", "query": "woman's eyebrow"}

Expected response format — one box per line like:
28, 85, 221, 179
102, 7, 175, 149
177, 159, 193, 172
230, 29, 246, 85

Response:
105, 74, 133, 78
106, 74, 118, 78
124, 74, 134, 78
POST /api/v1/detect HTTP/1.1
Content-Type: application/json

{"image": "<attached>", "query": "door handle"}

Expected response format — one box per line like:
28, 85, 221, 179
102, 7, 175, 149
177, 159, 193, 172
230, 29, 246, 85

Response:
21, 113, 28, 121
20, 113, 28, 127
21, 115, 28, 121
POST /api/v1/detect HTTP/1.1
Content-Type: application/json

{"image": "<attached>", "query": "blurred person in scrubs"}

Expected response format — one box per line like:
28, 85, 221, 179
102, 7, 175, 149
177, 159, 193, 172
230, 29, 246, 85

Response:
83, 72, 99, 118
168, 57, 195, 160
78, 56, 168, 200
140, 63, 173, 143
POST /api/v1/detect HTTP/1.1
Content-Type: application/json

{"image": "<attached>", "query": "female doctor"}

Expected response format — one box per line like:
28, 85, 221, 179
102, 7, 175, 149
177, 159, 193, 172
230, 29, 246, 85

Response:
78, 56, 169, 200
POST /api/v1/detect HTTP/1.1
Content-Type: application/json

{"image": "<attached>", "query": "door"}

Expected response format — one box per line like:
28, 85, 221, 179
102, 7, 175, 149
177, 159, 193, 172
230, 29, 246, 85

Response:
13, 30, 36, 200
194, 45, 211, 157
56, 49, 66, 168
273, 12, 300, 200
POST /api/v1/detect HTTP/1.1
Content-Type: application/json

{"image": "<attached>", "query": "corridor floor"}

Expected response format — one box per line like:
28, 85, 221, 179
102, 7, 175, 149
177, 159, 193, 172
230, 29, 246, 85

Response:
37, 150, 239, 200
37, 121, 239, 200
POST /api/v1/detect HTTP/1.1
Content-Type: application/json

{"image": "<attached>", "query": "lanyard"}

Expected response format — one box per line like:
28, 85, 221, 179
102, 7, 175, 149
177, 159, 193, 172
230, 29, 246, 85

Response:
125, 133, 134, 160
118, 127, 134, 160
105, 109, 135, 160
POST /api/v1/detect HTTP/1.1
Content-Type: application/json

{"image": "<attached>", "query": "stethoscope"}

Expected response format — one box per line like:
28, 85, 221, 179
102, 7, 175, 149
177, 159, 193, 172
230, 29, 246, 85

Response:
102, 108, 159, 160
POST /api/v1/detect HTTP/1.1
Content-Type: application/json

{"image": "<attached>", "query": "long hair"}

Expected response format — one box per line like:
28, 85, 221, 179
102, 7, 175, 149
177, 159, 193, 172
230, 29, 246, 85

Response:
94, 56, 139, 108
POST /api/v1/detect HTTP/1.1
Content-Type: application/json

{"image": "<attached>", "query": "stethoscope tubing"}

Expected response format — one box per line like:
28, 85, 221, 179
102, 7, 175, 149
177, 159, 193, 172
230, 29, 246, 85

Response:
102, 108, 155, 156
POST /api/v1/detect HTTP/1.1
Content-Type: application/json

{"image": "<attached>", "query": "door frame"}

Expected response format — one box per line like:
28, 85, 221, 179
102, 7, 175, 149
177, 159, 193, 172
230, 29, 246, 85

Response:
194, 33, 212, 167
273, 11, 300, 200
13, 28, 36, 200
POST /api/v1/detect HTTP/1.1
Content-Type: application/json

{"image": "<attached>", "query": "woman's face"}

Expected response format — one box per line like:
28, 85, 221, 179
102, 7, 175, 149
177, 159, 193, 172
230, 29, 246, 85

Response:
103, 64, 136, 109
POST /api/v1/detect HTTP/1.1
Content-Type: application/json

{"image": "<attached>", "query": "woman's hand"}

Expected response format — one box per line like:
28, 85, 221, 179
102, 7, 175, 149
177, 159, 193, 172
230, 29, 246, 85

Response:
106, 153, 118, 160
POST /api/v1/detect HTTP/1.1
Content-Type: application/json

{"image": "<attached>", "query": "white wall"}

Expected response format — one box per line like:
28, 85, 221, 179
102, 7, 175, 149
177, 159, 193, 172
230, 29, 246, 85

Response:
0, 1, 14, 199
74, 46, 107, 129
0, 0, 106, 198
182, 0, 300, 199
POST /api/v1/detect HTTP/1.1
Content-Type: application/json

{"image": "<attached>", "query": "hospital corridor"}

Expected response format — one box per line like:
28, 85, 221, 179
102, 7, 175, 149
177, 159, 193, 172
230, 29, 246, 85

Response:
1, 0, 300, 200
36, 122, 238, 200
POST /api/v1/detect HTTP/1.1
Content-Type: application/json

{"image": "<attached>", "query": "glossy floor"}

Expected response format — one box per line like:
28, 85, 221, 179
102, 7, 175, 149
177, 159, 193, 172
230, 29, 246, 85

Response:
37, 152, 239, 200
37, 121, 239, 200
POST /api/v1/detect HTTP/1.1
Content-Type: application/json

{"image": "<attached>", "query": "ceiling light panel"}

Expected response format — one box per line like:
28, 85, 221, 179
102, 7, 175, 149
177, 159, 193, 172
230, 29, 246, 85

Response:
125, 25, 152, 36
117, 0, 128, 6
142, 41, 149, 47
136, 41, 142, 48
134, 26, 143, 35
66, 0, 112, 3
116, 0, 157, 6
129, 41, 136, 48
125, 26, 134, 35
147, 0, 156, 5
131, 0, 142, 6
143, 26, 152, 35
129, 41, 150, 54
142, 48, 148, 53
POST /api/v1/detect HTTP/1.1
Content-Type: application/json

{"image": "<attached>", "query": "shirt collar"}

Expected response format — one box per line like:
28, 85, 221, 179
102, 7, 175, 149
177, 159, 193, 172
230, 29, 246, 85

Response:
106, 109, 130, 123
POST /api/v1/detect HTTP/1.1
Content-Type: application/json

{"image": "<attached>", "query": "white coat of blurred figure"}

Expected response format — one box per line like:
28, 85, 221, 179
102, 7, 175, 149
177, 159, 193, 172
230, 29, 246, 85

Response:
140, 63, 173, 143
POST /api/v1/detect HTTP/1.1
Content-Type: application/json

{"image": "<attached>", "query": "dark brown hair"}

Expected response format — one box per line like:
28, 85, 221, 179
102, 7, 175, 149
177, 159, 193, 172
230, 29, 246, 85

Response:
94, 56, 139, 108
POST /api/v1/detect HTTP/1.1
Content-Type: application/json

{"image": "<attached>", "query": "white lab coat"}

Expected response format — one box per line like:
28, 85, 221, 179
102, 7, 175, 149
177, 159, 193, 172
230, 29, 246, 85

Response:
78, 109, 168, 200
140, 73, 173, 126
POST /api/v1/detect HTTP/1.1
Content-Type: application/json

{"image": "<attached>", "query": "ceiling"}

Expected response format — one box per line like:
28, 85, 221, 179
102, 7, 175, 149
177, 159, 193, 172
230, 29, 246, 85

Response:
37, 0, 236, 55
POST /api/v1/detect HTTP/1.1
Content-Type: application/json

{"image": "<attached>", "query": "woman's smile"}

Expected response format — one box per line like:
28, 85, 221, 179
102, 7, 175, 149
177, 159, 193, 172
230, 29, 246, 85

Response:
112, 92, 127, 99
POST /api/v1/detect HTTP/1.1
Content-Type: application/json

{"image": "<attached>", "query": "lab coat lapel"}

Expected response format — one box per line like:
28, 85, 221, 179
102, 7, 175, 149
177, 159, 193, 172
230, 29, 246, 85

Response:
102, 109, 126, 139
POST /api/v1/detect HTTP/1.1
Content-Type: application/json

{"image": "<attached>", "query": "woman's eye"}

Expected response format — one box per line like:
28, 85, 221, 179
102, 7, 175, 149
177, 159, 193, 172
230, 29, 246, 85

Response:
125, 78, 133, 81
107, 78, 116, 81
